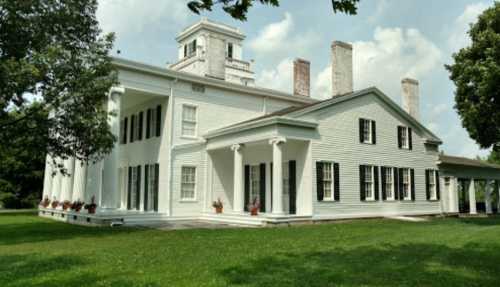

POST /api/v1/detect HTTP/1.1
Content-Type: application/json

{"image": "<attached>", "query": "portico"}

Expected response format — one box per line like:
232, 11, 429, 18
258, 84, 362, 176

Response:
205, 115, 319, 218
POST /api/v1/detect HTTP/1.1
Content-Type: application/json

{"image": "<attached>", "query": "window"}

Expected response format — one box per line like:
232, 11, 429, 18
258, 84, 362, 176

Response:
227, 42, 233, 59
429, 171, 436, 200
134, 113, 141, 141
398, 126, 412, 149
127, 166, 141, 210
401, 168, 411, 200
182, 105, 197, 137
364, 165, 375, 200
316, 161, 340, 202
385, 167, 394, 200
147, 107, 157, 139
322, 162, 334, 200
250, 165, 260, 203
144, 164, 159, 212
359, 118, 376, 144
187, 39, 197, 56
181, 166, 196, 200
426, 170, 439, 201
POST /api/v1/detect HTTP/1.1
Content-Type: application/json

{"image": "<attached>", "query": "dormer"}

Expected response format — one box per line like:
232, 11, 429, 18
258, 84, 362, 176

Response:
169, 18, 255, 86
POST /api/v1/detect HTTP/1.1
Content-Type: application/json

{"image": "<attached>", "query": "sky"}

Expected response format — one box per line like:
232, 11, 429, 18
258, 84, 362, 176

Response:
97, 0, 496, 158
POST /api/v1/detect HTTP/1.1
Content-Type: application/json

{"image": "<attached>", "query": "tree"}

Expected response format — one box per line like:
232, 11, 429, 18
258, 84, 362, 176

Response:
188, 0, 360, 21
445, 3, 500, 151
0, 0, 118, 168
487, 146, 500, 165
0, 103, 49, 208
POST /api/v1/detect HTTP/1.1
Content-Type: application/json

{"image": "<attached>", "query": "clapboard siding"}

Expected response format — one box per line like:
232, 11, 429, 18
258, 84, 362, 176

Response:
305, 93, 440, 216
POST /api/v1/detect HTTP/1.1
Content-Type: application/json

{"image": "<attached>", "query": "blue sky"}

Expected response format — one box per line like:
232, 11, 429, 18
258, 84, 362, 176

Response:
97, 0, 496, 158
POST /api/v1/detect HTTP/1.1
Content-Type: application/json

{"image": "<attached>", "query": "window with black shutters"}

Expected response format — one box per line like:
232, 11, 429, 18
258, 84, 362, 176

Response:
316, 161, 340, 202
359, 118, 376, 144
360, 165, 379, 201
227, 42, 233, 59
398, 126, 412, 150
381, 167, 395, 201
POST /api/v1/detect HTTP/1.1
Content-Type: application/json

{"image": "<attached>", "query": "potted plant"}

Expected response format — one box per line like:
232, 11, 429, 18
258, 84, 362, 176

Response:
51, 198, 59, 209
39, 196, 50, 208
84, 195, 97, 214
247, 197, 260, 216
62, 200, 72, 211
71, 200, 84, 212
212, 198, 223, 214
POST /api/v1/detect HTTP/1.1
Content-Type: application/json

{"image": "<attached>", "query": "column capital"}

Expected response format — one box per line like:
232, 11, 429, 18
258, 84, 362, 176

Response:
231, 144, 244, 151
110, 85, 125, 95
269, 137, 287, 145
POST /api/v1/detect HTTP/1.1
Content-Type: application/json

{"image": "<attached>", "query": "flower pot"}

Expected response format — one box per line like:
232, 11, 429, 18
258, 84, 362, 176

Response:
250, 209, 258, 216
74, 207, 82, 212
88, 207, 96, 214
215, 207, 223, 214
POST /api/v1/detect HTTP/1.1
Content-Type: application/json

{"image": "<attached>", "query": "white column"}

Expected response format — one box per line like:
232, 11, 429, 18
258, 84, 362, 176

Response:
71, 159, 87, 202
449, 177, 459, 213
231, 144, 244, 213
270, 137, 286, 215
42, 155, 53, 200
102, 86, 125, 209
51, 159, 63, 202
485, 180, 493, 214
468, 178, 477, 215
61, 157, 75, 202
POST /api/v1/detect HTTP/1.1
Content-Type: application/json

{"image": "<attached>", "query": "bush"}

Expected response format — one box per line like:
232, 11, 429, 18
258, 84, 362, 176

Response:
0, 192, 38, 209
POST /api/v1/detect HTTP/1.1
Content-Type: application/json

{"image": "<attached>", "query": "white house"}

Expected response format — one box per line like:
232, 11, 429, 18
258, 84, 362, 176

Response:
40, 19, 500, 226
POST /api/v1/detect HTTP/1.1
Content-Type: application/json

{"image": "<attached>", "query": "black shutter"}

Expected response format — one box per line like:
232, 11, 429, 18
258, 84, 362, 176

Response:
184, 45, 187, 57
435, 171, 440, 200
127, 167, 132, 210
130, 115, 135, 143
123, 117, 128, 144
381, 167, 387, 200
146, 109, 151, 139
144, 164, 149, 211
360, 165, 366, 201
316, 162, 324, 201
398, 126, 403, 149
259, 163, 266, 212
411, 169, 415, 201
398, 168, 404, 200
270, 163, 273, 210
425, 170, 430, 200
138, 111, 144, 140
156, 105, 162, 137
374, 166, 379, 200
244, 165, 250, 211
136, 165, 141, 210
154, 164, 159, 212
359, 119, 364, 143
394, 168, 399, 200
371, 121, 376, 144
408, 128, 413, 150
289, 160, 296, 214
333, 162, 340, 201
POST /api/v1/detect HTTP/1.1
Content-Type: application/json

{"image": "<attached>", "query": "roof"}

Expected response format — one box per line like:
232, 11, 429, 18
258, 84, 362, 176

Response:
112, 57, 316, 105
438, 154, 500, 170
208, 87, 442, 144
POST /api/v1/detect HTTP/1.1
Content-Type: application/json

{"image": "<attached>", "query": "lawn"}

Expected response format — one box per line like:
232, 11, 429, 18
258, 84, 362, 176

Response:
1, 214, 499, 287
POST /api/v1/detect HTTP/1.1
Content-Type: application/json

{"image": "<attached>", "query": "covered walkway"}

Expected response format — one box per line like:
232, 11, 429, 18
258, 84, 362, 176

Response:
438, 155, 500, 215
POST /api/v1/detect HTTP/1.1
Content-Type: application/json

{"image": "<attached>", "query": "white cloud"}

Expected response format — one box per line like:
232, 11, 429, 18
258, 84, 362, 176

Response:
250, 13, 293, 53
256, 58, 293, 93
448, 2, 489, 52
312, 27, 442, 100
97, 0, 189, 37
367, 0, 388, 24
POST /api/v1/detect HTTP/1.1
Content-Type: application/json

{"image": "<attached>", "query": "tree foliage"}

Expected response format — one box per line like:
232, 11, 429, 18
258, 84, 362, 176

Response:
0, 0, 118, 167
188, 0, 360, 20
0, 103, 48, 208
445, 3, 500, 150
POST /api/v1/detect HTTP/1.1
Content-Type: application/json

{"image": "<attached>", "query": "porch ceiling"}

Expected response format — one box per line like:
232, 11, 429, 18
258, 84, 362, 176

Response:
121, 87, 169, 110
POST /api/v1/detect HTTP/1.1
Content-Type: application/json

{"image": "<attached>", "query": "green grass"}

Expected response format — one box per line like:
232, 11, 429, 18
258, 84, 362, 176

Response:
1, 214, 499, 287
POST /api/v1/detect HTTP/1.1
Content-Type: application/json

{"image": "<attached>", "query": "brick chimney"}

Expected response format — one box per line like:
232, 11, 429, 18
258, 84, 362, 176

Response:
401, 78, 420, 120
331, 41, 353, 97
293, 58, 310, 97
